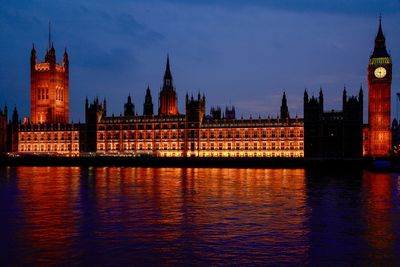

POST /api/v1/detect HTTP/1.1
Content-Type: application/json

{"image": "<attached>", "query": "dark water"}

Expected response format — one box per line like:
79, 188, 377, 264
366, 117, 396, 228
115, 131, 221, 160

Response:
0, 167, 399, 266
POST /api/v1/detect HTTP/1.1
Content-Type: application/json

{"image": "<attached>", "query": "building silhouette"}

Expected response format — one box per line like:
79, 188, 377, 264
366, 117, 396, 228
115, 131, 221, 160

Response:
143, 86, 154, 116
124, 95, 135, 116
304, 88, 363, 158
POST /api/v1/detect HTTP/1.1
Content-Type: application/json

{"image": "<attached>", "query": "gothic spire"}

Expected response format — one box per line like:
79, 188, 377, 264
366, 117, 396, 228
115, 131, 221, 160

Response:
372, 16, 389, 58
164, 54, 173, 83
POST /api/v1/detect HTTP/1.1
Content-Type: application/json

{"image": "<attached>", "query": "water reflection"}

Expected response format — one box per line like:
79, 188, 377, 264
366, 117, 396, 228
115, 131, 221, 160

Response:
0, 167, 399, 266
362, 172, 399, 266
15, 167, 81, 265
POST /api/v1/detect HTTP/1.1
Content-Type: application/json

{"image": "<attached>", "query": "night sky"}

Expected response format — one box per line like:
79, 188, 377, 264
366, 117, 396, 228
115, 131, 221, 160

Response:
0, 0, 399, 122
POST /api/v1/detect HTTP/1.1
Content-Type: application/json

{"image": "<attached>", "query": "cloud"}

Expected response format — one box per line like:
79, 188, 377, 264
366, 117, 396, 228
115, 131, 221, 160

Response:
161, 0, 400, 15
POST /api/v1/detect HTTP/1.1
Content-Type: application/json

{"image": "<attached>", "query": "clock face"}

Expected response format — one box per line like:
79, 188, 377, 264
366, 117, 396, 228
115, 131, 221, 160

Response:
374, 67, 387, 78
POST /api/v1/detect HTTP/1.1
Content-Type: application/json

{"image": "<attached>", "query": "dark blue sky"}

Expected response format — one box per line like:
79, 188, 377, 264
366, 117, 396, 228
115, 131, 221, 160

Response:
0, 0, 399, 122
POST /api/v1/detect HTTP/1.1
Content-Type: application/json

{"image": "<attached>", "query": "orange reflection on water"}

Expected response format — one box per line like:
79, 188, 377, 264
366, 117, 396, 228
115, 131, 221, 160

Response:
91, 167, 308, 263
362, 171, 396, 264
16, 167, 81, 265
11, 167, 309, 265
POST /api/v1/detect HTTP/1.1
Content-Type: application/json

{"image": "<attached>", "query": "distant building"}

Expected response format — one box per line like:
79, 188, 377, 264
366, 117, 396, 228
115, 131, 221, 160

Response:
0, 106, 7, 152
304, 88, 363, 158
210, 106, 222, 120
84, 97, 106, 152
7, 107, 19, 152
225, 106, 236, 120
365, 17, 392, 157
95, 61, 304, 157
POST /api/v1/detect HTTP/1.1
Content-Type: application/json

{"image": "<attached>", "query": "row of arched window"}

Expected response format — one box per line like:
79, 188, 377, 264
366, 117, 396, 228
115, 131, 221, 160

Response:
37, 87, 64, 101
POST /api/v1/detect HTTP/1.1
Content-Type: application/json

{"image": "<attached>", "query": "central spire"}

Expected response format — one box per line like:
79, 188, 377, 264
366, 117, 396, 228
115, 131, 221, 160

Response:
159, 54, 178, 116
163, 54, 173, 87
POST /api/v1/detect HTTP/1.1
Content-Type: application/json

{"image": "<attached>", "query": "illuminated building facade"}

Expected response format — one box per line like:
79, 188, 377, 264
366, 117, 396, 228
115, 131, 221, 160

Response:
93, 57, 303, 158
17, 31, 77, 155
95, 90, 304, 157
18, 123, 81, 155
304, 88, 363, 158
365, 18, 392, 157
30, 40, 69, 124
9, 20, 393, 159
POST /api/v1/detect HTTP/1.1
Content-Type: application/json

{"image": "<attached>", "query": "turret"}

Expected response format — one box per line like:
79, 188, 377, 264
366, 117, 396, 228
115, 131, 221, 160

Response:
143, 86, 154, 116
342, 86, 347, 110
30, 44, 37, 68
12, 107, 18, 125
124, 94, 135, 116
319, 88, 324, 109
280, 91, 289, 121
103, 98, 107, 116
45, 43, 56, 65
63, 48, 69, 69
186, 92, 206, 123
303, 89, 309, 104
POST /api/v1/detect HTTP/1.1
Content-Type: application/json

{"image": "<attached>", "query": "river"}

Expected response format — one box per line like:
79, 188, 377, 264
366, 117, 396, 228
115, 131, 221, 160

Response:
0, 167, 399, 266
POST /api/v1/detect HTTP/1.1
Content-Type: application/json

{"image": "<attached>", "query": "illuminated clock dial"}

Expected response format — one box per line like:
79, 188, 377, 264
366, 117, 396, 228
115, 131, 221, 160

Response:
374, 67, 387, 78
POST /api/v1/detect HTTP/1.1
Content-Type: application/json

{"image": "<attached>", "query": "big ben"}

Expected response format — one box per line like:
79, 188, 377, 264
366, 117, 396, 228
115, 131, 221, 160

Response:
368, 17, 392, 157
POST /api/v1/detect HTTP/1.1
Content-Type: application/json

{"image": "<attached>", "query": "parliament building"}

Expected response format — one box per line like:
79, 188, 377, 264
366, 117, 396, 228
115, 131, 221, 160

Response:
2, 18, 393, 159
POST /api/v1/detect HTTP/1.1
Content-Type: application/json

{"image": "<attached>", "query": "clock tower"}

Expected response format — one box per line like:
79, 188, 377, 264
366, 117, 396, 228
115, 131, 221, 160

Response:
367, 17, 392, 157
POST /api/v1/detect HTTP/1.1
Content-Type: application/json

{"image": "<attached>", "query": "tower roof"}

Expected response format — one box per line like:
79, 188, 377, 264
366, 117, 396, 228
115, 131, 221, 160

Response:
164, 54, 172, 81
371, 16, 389, 58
